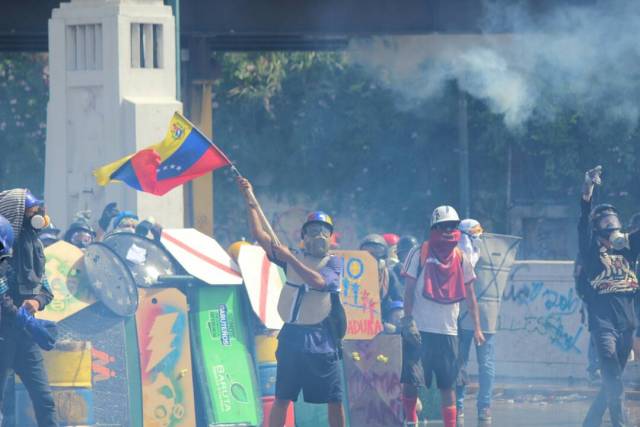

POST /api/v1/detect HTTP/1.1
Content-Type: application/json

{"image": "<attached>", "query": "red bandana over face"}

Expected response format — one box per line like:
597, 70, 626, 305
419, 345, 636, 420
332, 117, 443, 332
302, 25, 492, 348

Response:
421, 229, 467, 304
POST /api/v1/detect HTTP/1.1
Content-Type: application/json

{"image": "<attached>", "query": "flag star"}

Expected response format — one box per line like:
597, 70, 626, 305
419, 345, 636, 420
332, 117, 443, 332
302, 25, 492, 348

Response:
176, 166, 182, 171
162, 166, 169, 171
170, 164, 176, 169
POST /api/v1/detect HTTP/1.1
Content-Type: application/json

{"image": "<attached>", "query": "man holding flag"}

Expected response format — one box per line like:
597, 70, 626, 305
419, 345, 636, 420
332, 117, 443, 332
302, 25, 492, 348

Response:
237, 177, 346, 427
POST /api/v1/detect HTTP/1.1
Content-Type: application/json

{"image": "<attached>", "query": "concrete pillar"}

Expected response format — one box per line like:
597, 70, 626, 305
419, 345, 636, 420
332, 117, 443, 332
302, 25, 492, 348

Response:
45, 0, 183, 231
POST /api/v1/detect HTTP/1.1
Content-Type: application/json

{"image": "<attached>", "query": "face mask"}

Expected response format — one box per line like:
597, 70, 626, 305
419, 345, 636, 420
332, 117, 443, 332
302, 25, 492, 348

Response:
304, 235, 330, 258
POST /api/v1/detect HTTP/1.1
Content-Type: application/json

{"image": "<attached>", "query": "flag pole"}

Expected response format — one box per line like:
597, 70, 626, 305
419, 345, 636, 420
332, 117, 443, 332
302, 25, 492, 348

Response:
229, 164, 282, 246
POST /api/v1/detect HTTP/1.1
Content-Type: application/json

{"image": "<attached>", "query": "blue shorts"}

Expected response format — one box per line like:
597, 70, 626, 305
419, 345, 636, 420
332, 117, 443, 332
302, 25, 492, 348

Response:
275, 342, 343, 403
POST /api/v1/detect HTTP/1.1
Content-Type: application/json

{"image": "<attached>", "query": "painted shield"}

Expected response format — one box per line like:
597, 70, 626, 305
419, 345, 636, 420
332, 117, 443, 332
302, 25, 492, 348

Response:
237, 244, 285, 330
84, 243, 138, 317
41, 240, 96, 322
103, 232, 180, 288
343, 334, 403, 427
136, 287, 196, 427
161, 228, 243, 285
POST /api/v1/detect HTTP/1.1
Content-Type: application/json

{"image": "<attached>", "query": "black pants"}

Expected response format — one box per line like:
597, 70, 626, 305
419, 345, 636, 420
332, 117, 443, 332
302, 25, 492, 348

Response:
583, 328, 633, 427
0, 322, 57, 427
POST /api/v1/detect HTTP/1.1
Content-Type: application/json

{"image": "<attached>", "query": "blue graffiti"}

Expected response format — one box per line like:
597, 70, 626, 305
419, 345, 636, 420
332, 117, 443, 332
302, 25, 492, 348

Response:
499, 314, 584, 354
503, 281, 579, 315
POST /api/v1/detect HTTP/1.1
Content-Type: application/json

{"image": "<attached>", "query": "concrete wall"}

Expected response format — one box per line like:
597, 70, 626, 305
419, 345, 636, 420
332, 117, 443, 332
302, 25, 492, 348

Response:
45, 0, 183, 231
468, 260, 588, 380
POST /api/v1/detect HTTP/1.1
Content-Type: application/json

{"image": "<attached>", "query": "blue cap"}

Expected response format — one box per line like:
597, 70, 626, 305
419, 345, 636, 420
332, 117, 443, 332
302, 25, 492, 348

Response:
112, 211, 139, 229
24, 190, 44, 209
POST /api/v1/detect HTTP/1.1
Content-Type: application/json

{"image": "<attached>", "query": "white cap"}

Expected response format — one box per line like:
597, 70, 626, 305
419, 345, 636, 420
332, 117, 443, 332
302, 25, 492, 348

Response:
430, 205, 460, 228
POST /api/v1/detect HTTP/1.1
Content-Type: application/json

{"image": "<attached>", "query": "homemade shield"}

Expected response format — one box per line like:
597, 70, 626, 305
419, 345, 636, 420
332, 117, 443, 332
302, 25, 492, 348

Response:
136, 287, 196, 427
84, 243, 139, 317
343, 334, 403, 427
458, 233, 522, 332
237, 244, 285, 330
102, 232, 180, 288
332, 250, 382, 340
161, 228, 243, 285
41, 241, 96, 322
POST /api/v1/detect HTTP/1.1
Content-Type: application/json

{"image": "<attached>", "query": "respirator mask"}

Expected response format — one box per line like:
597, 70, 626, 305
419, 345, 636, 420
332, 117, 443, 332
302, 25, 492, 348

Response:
303, 223, 331, 258
595, 213, 628, 250
29, 208, 50, 230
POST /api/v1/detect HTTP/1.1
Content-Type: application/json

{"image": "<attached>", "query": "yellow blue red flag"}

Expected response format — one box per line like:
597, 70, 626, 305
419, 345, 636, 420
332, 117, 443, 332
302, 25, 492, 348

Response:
94, 112, 231, 196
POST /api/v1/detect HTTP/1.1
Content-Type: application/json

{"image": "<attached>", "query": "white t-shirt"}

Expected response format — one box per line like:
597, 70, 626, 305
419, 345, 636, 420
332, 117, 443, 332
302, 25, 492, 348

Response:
401, 245, 476, 335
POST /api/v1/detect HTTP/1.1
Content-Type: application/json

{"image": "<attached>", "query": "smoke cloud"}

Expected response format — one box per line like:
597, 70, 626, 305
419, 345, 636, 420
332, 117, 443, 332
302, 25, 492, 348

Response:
348, 0, 640, 130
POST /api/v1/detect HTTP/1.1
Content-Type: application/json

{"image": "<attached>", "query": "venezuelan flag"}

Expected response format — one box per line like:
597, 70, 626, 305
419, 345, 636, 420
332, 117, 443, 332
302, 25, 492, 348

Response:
94, 112, 231, 196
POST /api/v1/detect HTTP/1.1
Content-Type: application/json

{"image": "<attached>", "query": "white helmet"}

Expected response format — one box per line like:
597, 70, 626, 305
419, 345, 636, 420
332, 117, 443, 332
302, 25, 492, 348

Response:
431, 205, 461, 228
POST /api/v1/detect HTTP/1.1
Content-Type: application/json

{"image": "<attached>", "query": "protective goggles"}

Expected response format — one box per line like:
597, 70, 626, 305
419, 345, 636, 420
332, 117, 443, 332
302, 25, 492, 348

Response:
596, 214, 622, 232
303, 223, 332, 238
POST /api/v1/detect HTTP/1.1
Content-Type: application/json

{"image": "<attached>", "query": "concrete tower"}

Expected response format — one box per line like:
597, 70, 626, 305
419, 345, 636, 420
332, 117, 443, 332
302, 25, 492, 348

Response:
45, 0, 183, 230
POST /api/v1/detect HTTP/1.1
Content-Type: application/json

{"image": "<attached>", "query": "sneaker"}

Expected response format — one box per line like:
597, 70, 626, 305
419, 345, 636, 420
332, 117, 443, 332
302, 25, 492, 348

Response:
456, 409, 464, 419
478, 407, 492, 422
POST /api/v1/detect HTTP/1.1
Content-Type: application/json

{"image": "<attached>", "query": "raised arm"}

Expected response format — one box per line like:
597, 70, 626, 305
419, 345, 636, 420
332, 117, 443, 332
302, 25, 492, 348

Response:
236, 177, 273, 251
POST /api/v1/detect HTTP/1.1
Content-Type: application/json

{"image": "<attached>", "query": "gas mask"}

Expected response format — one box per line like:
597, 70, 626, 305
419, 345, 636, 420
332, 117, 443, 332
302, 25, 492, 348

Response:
69, 230, 94, 249
609, 230, 629, 250
302, 223, 331, 258
28, 208, 50, 230
594, 212, 627, 249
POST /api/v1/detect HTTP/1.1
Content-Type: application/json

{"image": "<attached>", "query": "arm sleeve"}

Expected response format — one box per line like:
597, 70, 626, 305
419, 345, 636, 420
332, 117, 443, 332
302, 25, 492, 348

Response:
401, 246, 420, 279
462, 254, 477, 284
387, 268, 404, 302
578, 198, 592, 255
629, 229, 640, 258
33, 275, 54, 311
319, 256, 343, 292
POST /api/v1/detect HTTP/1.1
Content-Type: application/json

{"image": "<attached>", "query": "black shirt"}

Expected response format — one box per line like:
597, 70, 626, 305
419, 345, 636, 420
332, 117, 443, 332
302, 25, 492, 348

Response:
578, 198, 640, 331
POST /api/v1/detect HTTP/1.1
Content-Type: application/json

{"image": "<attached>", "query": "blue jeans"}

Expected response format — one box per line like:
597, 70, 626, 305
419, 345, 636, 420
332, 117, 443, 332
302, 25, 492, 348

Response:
456, 330, 495, 412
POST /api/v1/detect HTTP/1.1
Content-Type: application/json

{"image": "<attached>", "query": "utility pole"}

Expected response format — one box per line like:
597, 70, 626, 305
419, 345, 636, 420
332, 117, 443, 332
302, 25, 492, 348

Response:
457, 86, 470, 218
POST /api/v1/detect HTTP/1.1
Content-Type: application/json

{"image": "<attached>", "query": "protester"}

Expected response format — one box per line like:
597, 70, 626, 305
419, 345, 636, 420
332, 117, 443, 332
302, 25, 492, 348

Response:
400, 205, 485, 427
454, 219, 496, 422
0, 189, 57, 427
629, 213, 640, 366
382, 233, 400, 268
237, 176, 346, 427
63, 211, 96, 249
0, 214, 15, 330
359, 233, 403, 323
577, 166, 640, 427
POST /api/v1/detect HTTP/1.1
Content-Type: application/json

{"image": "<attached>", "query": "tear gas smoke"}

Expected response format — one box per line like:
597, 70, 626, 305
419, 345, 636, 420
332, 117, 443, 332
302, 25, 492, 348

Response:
349, 0, 640, 131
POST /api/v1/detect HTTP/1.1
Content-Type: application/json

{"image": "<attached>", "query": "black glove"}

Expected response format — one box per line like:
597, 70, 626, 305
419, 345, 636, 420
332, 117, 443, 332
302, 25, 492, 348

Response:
401, 315, 422, 347
99, 202, 119, 231
135, 220, 163, 241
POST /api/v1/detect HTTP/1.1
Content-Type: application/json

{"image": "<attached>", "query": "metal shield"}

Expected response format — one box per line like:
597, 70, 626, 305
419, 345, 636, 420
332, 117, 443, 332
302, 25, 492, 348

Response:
83, 243, 139, 317
102, 232, 180, 288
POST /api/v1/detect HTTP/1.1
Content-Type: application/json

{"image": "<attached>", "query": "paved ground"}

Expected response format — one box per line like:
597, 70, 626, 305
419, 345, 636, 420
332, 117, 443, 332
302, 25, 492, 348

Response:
425, 387, 640, 426
455, 399, 639, 427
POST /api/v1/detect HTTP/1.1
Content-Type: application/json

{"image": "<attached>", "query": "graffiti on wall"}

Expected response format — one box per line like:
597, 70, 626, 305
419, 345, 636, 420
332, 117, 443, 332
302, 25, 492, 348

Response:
500, 279, 584, 354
